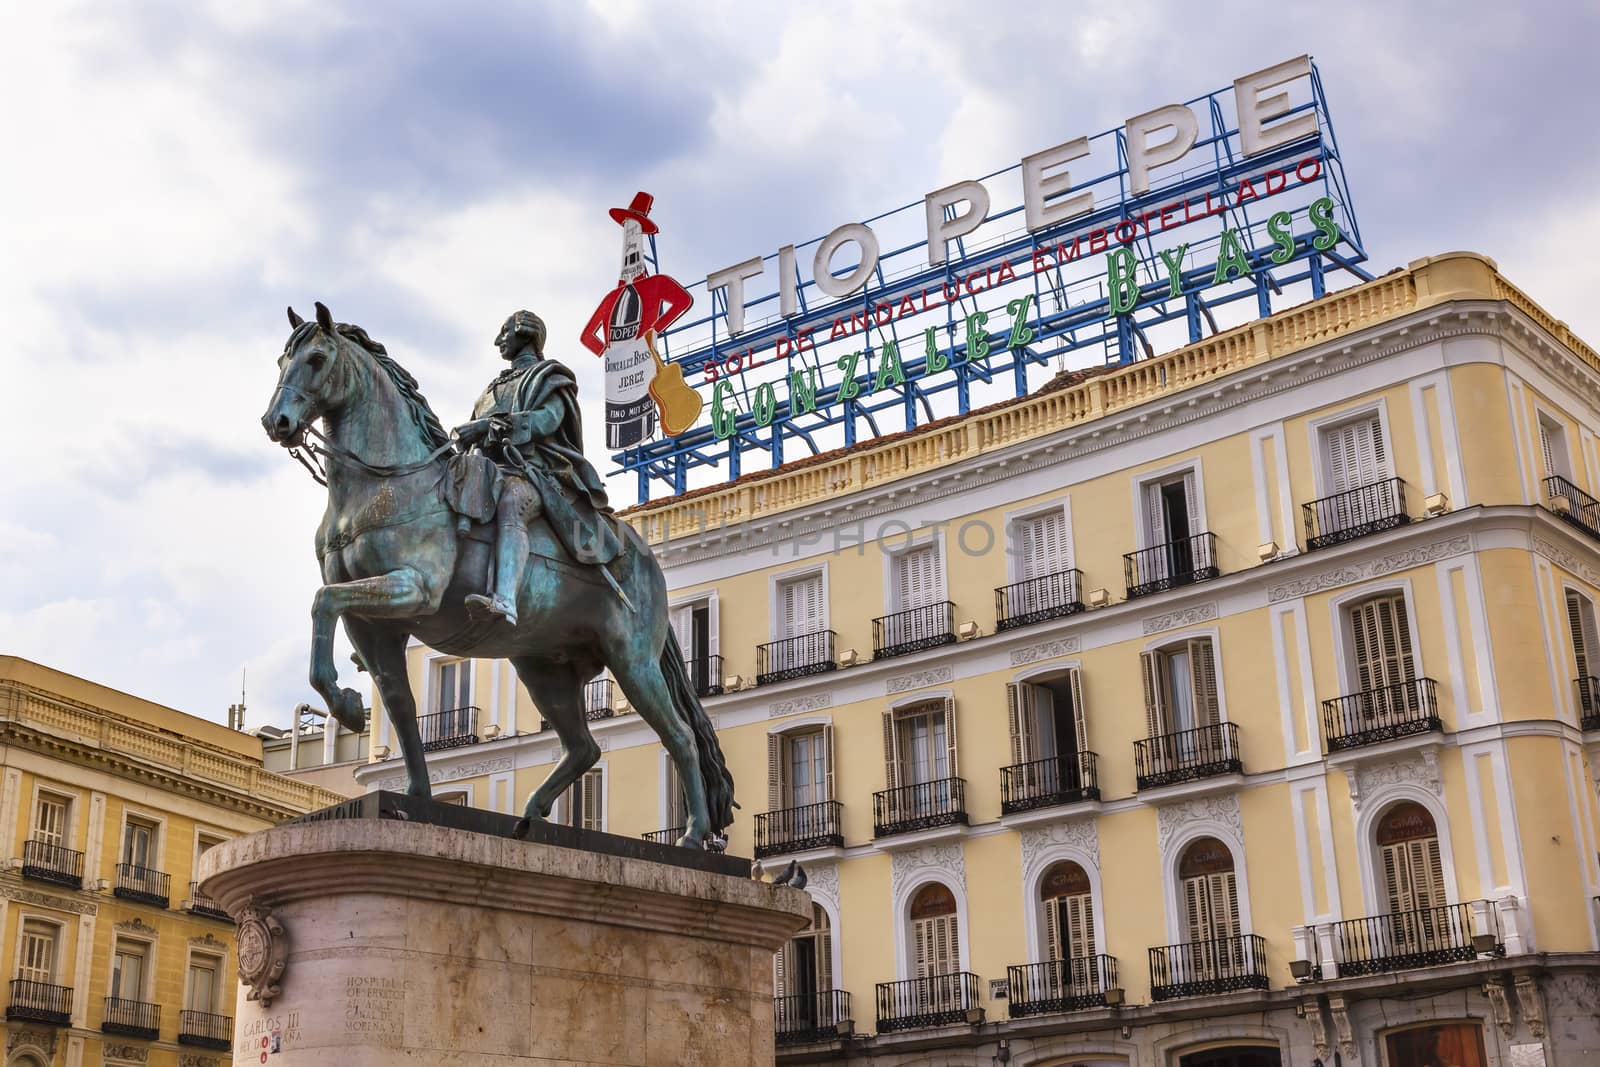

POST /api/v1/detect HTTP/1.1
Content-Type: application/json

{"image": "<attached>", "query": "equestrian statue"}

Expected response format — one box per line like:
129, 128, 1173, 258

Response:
261, 302, 734, 848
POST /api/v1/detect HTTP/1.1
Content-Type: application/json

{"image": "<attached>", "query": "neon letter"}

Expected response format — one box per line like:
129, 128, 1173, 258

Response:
873, 342, 907, 392
1006, 295, 1035, 348
925, 180, 991, 266
1125, 103, 1199, 196
1106, 247, 1139, 317
1212, 228, 1254, 283
706, 256, 765, 336
924, 326, 949, 374
965, 311, 991, 362
1235, 56, 1317, 157
1267, 210, 1296, 264
1158, 242, 1189, 298
836, 350, 863, 401
1309, 196, 1341, 251
1021, 137, 1093, 232
813, 223, 880, 298
710, 379, 738, 439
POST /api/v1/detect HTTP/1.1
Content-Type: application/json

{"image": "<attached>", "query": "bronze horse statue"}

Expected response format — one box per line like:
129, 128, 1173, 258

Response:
260, 303, 734, 847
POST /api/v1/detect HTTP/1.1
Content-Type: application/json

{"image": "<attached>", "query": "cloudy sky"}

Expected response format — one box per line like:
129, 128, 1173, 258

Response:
2, 1, 1597, 727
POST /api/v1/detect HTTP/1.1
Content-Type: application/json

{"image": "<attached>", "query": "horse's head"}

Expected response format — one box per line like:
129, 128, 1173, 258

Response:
262, 302, 350, 445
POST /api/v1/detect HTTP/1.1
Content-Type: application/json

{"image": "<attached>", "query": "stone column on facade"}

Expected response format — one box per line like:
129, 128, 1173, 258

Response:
1314, 922, 1341, 980
70, 912, 94, 1029
1496, 894, 1529, 955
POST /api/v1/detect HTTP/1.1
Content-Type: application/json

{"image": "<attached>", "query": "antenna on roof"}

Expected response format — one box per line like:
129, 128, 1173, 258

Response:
227, 667, 247, 731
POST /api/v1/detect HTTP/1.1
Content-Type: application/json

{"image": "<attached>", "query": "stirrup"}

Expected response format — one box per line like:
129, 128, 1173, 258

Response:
465, 593, 518, 627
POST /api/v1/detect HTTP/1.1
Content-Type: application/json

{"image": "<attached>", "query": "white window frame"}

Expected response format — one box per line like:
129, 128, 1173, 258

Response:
880, 529, 948, 615
1355, 792, 1462, 916
425, 653, 474, 716
557, 764, 607, 832
1536, 408, 1574, 483
1161, 824, 1255, 945
183, 949, 226, 1014
893, 876, 971, 981
117, 808, 166, 873
1328, 580, 1427, 697
668, 590, 721, 661
767, 716, 835, 813
13, 915, 65, 985
1003, 497, 1075, 585
768, 562, 830, 642
28, 786, 77, 850
1129, 458, 1209, 552
107, 933, 155, 1003
1021, 845, 1107, 967
1306, 399, 1394, 501
1140, 627, 1232, 726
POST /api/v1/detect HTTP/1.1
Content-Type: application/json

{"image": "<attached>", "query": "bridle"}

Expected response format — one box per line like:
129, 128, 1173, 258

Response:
272, 370, 454, 487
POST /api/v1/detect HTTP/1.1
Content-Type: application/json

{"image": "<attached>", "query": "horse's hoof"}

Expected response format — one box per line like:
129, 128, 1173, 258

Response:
511, 818, 531, 840
330, 687, 367, 733
674, 832, 701, 850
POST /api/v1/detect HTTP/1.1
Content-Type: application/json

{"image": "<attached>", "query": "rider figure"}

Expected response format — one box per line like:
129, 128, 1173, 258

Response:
453, 310, 620, 627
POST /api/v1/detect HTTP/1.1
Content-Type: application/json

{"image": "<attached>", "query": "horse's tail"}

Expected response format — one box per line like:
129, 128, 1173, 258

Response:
660, 630, 737, 837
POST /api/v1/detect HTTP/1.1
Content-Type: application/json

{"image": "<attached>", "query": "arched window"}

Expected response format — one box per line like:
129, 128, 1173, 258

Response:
777, 904, 832, 1001
1376, 802, 1446, 917
909, 883, 959, 978
1178, 837, 1240, 944
1040, 861, 1096, 962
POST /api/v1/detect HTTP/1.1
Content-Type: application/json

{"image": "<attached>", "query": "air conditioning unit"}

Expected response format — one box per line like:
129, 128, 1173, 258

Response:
1257, 541, 1279, 562
481, 723, 502, 740
1087, 588, 1111, 609
371, 745, 391, 761
1551, 494, 1572, 516
724, 674, 747, 691
956, 620, 981, 641
1424, 492, 1450, 517
837, 648, 860, 667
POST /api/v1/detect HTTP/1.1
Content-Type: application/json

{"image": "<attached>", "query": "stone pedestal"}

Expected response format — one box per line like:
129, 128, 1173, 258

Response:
197, 795, 810, 1066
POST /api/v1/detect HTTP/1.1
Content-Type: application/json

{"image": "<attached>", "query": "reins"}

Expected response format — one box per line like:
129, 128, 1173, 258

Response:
283, 421, 455, 487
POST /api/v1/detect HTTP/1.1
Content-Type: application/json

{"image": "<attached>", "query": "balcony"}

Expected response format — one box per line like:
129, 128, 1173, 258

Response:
583, 678, 616, 721
642, 827, 683, 845
1007, 955, 1119, 1017
686, 654, 724, 698
996, 569, 1084, 631
757, 630, 838, 686
1545, 475, 1600, 542
872, 602, 956, 660
873, 778, 967, 839
7, 980, 72, 1025
1321, 678, 1441, 752
1576, 676, 1600, 731
21, 839, 84, 889
179, 1009, 234, 1050
114, 862, 171, 908
875, 972, 982, 1033
754, 800, 844, 858
184, 881, 233, 922
1148, 935, 1268, 1001
775, 990, 852, 1045
103, 996, 160, 1040
1332, 901, 1501, 977
1303, 477, 1409, 551
418, 705, 479, 751
1000, 752, 1100, 814
1124, 532, 1219, 599
1134, 723, 1242, 790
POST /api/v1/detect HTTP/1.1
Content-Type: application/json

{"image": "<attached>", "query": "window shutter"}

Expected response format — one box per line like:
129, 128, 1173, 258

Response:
1043, 899, 1061, 962
913, 918, 930, 979
1381, 841, 1408, 915
1540, 419, 1557, 478
1425, 837, 1446, 907
1068, 668, 1089, 754
1568, 591, 1598, 683
1352, 600, 1380, 693
1019, 509, 1070, 580
1006, 684, 1036, 766
1141, 651, 1164, 736
942, 697, 959, 779
1183, 876, 1205, 942
1188, 638, 1220, 726
775, 940, 788, 997
818, 925, 834, 992
882, 711, 900, 792
1182, 471, 1202, 537
1144, 481, 1167, 545
1406, 837, 1447, 911
781, 574, 824, 639
669, 604, 695, 654
1078, 892, 1097, 958
1219, 871, 1240, 939
768, 733, 783, 811
821, 724, 835, 801
896, 545, 942, 611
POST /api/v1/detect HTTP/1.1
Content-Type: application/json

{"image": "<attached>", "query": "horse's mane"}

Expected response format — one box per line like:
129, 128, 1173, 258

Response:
286, 320, 450, 449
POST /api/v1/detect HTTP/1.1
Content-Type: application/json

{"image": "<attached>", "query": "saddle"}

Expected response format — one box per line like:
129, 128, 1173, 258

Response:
443, 451, 627, 570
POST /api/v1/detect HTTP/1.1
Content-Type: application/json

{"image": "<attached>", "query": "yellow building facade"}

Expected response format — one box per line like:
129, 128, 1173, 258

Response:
360, 252, 1600, 1067
0, 657, 346, 1067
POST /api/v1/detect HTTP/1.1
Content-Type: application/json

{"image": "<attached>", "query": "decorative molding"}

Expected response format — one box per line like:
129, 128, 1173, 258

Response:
802, 862, 840, 912
1018, 819, 1101, 886
1514, 972, 1547, 1039
189, 932, 227, 951
179, 1056, 222, 1067
1484, 977, 1514, 1036
1267, 536, 1472, 602
1009, 636, 1080, 666
1533, 535, 1600, 585
5, 1023, 60, 1058
1345, 749, 1443, 813
889, 843, 967, 900
1327, 994, 1355, 1060
236, 898, 288, 1007
378, 754, 515, 791
102, 1044, 150, 1064
1156, 793, 1244, 853
1304, 996, 1331, 1061
1143, 602, 1218, 635
769, 692, 832, 718
886, 666, 953, 694
0, 885, 97, 915
113, 917, 158, 936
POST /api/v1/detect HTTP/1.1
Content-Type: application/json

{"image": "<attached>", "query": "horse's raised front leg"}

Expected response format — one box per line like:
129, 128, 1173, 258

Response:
507, 658, 598, 837
308, 567, 435, 797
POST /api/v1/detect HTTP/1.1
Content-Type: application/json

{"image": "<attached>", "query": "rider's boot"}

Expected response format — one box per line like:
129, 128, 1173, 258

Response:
466, 519, 529, 626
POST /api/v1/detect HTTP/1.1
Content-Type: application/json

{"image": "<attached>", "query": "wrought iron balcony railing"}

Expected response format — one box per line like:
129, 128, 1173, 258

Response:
1148, 934, 1268, 1000
1124, 532, 1219, 599
1332, 901, 1500, 977
686, 654, 724, 697
583, 678, 615, 720
873, 778, 967, 838
184, 881, 233, 922
21, 838, 84, 889
102, 996, 161, 1039
642, 827, 684, 845
1303, 477, 1409, 550
418, 705, 479, 751
875, 972, 982, 1033
996, 569, 1084, 631
754, 800, 844, 858
872, 602, 956, 660
1000, 751, 1100, 814
179, 1009, 234, 1050
757, 630, 838, 686
1007, 954, 1118, 1017
775, 989, 852, 1045
1134, 722, 1242, 789
114, 862, 171, 907
1577, 676, 1600, 731
1321, 677, 1440, 751
1545, 475, 1600, 542
7, 980, 72, 1025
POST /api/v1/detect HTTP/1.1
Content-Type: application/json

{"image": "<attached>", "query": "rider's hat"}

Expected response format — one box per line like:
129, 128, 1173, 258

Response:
608, 191, 659, 235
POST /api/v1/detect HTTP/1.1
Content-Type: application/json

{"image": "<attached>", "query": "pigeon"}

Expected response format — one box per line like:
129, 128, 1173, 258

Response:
771, 860, 798, 886
790, 865, 808, 891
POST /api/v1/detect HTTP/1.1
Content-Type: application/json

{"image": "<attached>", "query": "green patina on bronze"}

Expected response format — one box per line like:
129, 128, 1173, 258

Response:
262, 303, 735, 848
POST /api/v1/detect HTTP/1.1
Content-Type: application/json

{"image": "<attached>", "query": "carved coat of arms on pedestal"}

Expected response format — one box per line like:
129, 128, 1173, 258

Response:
236, 899, 288, 1006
